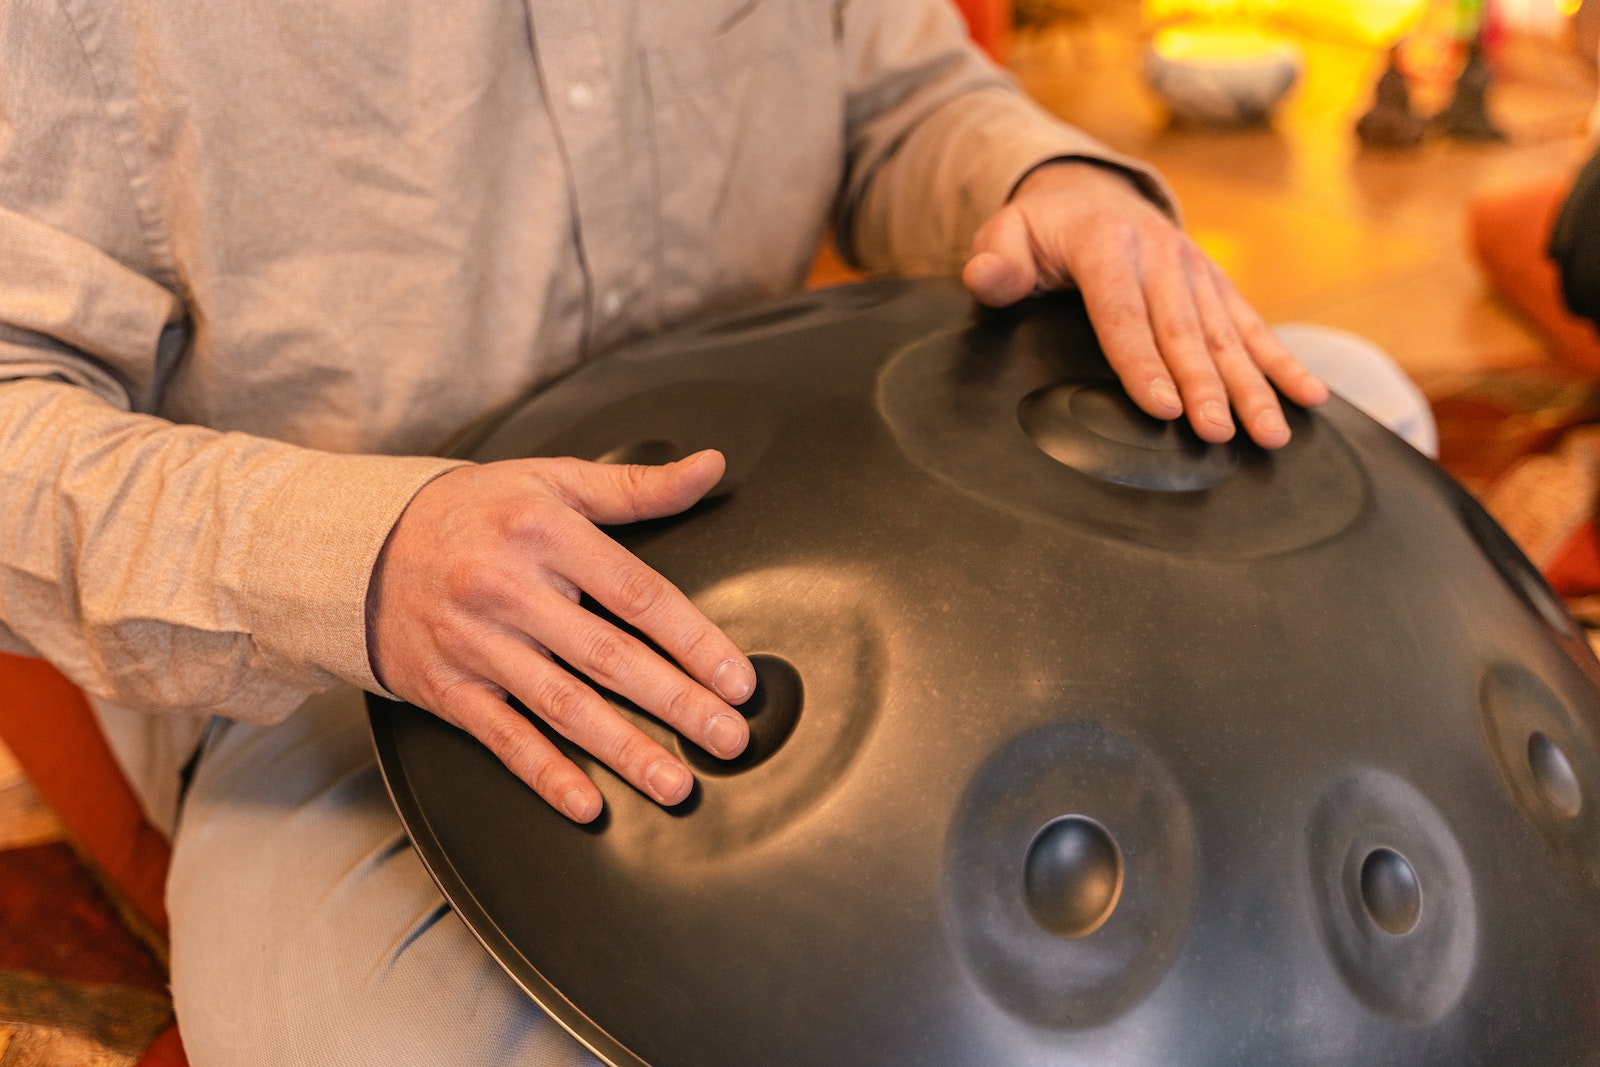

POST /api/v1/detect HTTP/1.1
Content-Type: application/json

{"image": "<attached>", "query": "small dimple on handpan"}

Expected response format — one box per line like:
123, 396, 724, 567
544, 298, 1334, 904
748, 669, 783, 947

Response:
1024, 815, 1124, 939
1528, 732, 1583, 819
1360, 847, 1422, 936
1066, 385, 1187, 451
1017, 382, 1239, 492
680, 654, 803, 776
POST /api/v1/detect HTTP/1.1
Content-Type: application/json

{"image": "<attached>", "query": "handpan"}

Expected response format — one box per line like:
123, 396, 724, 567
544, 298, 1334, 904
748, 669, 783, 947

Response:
369, 280, 1600, 1066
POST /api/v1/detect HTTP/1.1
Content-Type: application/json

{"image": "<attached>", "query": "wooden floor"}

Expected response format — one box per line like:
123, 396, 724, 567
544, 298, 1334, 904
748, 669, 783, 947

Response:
1010, 8, 1599, 387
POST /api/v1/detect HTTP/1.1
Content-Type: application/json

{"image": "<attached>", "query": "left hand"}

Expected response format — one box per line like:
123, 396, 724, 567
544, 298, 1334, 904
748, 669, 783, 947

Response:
962, 160, 1329, 449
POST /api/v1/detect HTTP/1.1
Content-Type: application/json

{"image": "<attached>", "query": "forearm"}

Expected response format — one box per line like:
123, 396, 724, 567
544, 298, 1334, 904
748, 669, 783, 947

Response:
0, 376, 463, 721
836, 0, 1174, 276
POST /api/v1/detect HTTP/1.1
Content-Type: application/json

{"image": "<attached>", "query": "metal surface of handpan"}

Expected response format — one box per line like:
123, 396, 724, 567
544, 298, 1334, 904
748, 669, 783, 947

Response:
370, 279, 1600, 1066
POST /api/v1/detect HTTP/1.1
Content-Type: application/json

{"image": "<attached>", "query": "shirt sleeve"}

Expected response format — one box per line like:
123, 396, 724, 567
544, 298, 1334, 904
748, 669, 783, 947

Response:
0, 0, 463, 723
834, 0, 1178, 276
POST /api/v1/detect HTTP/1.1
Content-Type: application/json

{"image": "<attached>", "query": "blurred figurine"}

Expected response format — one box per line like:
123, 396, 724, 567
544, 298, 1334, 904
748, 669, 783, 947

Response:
1434, 35, 1506, 141
1356, 47, 1427, 149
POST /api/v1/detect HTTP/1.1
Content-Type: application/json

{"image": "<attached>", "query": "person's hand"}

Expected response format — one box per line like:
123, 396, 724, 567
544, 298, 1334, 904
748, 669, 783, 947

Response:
962, 160, 1329, 449
366, 450, 754, 824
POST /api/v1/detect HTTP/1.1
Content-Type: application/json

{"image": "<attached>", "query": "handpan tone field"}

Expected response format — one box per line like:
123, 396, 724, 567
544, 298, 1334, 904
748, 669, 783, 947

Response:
370, 281, 1600, 1066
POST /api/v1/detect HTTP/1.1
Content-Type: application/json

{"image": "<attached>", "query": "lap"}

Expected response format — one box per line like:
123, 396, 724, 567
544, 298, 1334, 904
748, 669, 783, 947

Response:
167, 685, 602, 1067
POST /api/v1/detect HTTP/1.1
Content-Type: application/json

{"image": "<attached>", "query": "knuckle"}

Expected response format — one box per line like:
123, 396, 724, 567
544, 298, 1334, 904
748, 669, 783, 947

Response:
479, 712, 535, 768
419, 661, 469, 705
529, 759, 568, 802
611, 566, 666, 621
534, 675, 594, 731
672, 624, 715, 667
612, 732, 658, 777
502, 498, 567, 550
579, 627, 632, 683
1238, 319, 1279, 352
619, 461, 657, 494
1157, 316, 1203, 352
440, 556, 489, 602
658, 683, 701, 730
1203, 321, 1242, 354
1098, 300, 1148, 335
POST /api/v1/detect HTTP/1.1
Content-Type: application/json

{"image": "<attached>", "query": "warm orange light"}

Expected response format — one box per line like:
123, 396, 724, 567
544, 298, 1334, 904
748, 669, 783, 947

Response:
1145, 0, 1280, 23
1189, 229, 1243, 276
1275, 0, 1429, 43
1151, 23, 1301, 64
1144, 0, 1430, 44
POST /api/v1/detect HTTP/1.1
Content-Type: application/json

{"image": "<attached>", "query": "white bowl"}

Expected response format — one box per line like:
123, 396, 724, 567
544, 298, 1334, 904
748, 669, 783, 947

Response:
1145, 26, 1303, 125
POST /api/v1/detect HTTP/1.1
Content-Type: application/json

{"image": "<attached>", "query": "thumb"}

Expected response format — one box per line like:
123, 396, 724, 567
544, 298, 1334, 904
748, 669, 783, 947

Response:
544, 449, 726, 525
963, 210, 1040, 307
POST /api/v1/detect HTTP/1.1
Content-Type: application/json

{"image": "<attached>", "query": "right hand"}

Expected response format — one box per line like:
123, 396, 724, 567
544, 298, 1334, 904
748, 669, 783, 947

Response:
366, 450, 754, 823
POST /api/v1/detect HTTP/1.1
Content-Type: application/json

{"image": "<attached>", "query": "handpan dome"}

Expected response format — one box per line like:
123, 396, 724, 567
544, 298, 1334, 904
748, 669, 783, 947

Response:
369, 281, 1600, 1066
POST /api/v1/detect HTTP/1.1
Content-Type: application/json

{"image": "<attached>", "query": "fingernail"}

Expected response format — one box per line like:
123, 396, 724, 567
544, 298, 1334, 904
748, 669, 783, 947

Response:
645, 760, 692, 804
1200, 401, 1232, 431
704, 713, 747, 758
1255, 410, 1289, 443
712, 658, 755, 703
561, 789, 597, 822
1150, 378, 1181, 414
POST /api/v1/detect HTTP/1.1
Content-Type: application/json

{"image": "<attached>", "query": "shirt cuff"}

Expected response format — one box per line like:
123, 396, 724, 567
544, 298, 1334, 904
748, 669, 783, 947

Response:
242, 450, 469, 700
1006, 152, 1182, 225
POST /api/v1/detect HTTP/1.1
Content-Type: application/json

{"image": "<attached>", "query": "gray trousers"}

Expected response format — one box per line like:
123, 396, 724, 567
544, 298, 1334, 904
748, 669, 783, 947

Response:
167, 686, 603, 1066
164, 329, 1436, 1065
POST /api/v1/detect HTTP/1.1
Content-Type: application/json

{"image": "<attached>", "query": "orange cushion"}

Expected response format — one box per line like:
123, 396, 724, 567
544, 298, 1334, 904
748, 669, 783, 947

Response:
951, 0, 1011, 61
1469, 180, 1600, 378
134, 1023, 189, 1067
0, 652, 171, 935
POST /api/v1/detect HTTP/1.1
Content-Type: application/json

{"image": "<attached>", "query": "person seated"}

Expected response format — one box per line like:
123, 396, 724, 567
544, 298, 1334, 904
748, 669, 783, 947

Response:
0, 2, 1447, 1062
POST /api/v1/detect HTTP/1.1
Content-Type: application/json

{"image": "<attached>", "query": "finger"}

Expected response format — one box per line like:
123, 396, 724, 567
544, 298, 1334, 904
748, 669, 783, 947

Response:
532, 456, 759, 705
542, 449, 727, 526
482, 633, 699, 808
962, 211, 1040, 307
1139, 235, 1237, 443
522, 585, 749, 759
440, 682, 605, 823
555, 529, 756, 704
1186, 251, 1291, 448
1210, 263, 1330, 409
1071, 230, 1185, 421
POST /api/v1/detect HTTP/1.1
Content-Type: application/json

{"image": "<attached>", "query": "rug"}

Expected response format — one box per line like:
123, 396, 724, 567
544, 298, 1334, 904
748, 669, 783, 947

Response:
1428, 365, 1600, 628
0, 771, 178, 1067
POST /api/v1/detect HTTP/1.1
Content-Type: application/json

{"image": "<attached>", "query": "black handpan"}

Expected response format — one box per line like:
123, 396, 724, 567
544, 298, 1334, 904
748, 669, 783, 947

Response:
369, 280, 1600, 1066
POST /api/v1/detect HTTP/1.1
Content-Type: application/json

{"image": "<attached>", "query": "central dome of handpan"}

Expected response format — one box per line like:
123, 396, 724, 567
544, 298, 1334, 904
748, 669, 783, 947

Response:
370, 280, 1600, 1066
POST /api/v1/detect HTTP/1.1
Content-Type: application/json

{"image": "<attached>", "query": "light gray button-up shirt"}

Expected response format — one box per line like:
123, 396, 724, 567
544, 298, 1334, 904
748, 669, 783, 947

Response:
0, 0, 1165, 828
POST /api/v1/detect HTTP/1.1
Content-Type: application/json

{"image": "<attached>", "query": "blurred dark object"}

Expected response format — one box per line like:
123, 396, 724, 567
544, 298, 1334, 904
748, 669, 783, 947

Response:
1434, 36, 1507, 142
1551, 146, 1600, 329
1357, 48, 1427, 149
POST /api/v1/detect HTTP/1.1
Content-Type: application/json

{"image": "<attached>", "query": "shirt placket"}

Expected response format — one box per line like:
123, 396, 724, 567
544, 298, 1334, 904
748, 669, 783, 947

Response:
524, 0, 651, 356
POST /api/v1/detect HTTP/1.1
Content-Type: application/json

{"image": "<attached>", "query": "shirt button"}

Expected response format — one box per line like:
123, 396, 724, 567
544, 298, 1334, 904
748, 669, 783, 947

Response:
602, 290, 624, 317
566, 82, 595, 111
